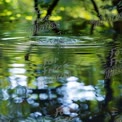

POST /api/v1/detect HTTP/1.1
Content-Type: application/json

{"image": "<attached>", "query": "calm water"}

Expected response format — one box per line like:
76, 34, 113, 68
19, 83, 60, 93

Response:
0, 22, 122, 122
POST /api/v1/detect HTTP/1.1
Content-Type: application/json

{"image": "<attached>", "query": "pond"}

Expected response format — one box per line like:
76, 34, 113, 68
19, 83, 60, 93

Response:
0, 22, 122, 122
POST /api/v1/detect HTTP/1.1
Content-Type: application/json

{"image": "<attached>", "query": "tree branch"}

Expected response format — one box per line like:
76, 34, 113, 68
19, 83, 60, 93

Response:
34, 0, 40, 19
91, 0, 102, 20
33, 0, 41, 36
43, 0, 61, 34
45, 0, 60, 18
90, 0, 102, 34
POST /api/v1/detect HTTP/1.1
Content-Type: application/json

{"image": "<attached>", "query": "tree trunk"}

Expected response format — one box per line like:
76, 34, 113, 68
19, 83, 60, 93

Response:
112, 0, 122, 34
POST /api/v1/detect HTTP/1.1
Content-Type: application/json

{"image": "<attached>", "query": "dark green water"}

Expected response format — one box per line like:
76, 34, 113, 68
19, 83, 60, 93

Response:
0, 22, 122, 122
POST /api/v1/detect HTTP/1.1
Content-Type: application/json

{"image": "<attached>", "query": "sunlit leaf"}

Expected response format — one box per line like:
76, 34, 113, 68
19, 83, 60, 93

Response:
25, 16, 33, 21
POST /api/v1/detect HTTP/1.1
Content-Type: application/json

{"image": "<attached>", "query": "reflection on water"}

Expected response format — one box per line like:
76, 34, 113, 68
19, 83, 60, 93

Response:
0, 33, 122, 121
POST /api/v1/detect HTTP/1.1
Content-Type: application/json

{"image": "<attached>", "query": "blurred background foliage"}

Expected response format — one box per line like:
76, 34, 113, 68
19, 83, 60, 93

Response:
0, 0, 33, 21
0, 0, 121, 36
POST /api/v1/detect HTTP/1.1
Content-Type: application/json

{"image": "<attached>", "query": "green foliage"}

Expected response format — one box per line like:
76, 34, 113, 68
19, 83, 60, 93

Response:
38, 0, 52, 7
0, 0, 120, 35
0, 0, 33, 22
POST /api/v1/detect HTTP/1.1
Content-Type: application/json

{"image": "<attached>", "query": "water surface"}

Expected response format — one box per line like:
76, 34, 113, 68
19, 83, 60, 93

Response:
0, 22, 122, 122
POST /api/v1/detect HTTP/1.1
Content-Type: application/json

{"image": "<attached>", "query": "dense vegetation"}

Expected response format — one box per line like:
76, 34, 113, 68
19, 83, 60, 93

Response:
0, 0, 122, 36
